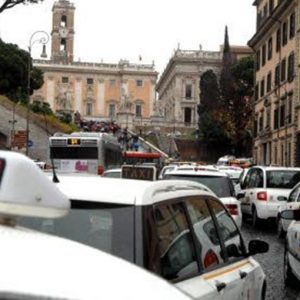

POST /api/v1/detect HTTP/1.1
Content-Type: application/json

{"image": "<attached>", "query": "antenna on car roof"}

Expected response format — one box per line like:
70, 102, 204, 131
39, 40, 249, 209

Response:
41, 110, 60, 183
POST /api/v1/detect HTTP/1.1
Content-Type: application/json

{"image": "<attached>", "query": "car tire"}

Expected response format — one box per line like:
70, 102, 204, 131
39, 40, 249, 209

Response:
252, 207, 261, 228
277, 217, 285, 239
284, 247, 298, 287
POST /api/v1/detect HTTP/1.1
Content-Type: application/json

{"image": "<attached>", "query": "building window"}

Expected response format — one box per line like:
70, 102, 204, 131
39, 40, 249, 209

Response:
259, 111, 264, 131
288, 52, 295, 82
290, 13, 295, 39
86, 103, 92, 116
185, 84, 192, 99
253, 118, 258, 138
135, 104, 142, 117
260, 79, 265, 97
60, 15, 67, 27
274, 107, 279, 129
282, 22, 288, 46
281, 58, 286, 82
275, 64, 280, 86
269, 0, 274, 14
276, 28, 281, 52
267, 72, 272, 92
287, 96, 292, 124
262, 44, 266, 66
87, 78, 93, 85
280, 104, 285, 127
263, 4, 267, 18
62, 76, 69, 83
109, 79, 116, 87
60, 38, 66, 52
266, 106, 271, 128
256, 50, 260, 71
268, 37, 272, 60
255, 84, 259, 101
109, 104, 116, 118
184, 107, 192, 124
136, 80, 143, 87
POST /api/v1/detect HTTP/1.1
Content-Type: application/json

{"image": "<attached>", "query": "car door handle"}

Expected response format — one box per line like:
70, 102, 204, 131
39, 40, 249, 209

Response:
249, 192, 253, 195
239, 270, 247, 279
215, 281, 227, 292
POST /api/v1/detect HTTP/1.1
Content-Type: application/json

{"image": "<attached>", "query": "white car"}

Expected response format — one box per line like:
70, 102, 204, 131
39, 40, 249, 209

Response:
0, 151, 192, 300
164, 167, 242, 227
102, 168, 122, 178
280, 209, 300, 287
28, 172, 268, 300
215, 166, 243, 194
239, 166, 300, 227
277, 181, 300, 238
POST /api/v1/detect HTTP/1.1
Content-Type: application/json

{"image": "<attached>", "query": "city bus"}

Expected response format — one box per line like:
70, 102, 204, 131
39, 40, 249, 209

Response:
49, 132, 122, 175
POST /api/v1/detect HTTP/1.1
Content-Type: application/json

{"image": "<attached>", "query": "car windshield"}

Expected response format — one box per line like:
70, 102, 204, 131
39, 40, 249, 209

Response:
18, 201, 135, 262
266, 170, 300, 189
165, 174, 234, 197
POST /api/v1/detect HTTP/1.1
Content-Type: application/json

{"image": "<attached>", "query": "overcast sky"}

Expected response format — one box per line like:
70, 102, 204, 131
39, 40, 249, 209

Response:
0, 0, 256, 74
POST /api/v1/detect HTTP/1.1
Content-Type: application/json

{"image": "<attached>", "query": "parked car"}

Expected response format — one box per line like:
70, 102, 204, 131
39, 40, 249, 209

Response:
215, 166, 243, 194
238, 166, 300, 227
26, 173, 268, 300
164, 167, 242, 227
0, 151, 192, 300
280, 209, 300, 286
277, 181, 300, 238
102, 168, 121, 178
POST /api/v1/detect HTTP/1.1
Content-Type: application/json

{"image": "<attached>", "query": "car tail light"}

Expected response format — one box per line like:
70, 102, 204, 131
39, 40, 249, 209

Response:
257, 191, 267, 201
97, 165, 104, 175
225, 204, 238, 215
204, 249, 219, 268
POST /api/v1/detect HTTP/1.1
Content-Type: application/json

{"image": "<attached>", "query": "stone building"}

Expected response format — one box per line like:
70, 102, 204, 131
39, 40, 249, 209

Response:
156, 45, 252, 130
32, 0, 158, 129
248, 0, 299, 166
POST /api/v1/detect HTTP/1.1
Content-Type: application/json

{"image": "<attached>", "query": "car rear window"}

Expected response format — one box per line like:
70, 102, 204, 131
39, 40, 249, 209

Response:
266, 170, 300, 189
18, 201, 135, 262
165, 174, 234, 198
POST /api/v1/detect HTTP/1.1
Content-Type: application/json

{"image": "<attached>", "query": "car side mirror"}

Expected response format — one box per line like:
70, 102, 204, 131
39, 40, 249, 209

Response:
277, 196, 287, 202
248, 240, 269, 255
237, 192, 245, 200
280, 209, 300, 220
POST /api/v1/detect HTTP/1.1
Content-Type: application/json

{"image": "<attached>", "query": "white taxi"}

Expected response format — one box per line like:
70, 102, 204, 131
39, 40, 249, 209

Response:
31, 172, 268, 300
280, 209, 300, 287
0, 151, 192, 300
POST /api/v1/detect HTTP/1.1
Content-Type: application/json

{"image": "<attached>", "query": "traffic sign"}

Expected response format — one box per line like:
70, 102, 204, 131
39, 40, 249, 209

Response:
27, 140, 33, 148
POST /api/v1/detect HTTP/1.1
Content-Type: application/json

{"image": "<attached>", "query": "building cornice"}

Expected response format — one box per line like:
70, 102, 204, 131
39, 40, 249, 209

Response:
248, 0, 294, 48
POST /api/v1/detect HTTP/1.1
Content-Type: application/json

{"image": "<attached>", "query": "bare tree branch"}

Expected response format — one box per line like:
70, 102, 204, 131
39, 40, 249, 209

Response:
0, 0, 42, 14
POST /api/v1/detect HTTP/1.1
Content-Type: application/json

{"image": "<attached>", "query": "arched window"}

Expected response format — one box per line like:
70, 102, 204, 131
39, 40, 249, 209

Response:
60, 15, 67, 27
60, 39, 66, 52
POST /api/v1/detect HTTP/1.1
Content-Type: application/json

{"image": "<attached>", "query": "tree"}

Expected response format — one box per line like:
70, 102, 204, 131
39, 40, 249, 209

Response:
0, 0, 43, 13
0, 38, 44, 102
198, 70, 230, 146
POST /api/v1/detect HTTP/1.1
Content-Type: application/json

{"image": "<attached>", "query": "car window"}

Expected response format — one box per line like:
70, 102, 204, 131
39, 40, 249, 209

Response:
185, 197, 225, 270
207, 199, 245, 261
19, 201, 135, 262
243, 169, 253, 188
153, 202, 198, 281
266, 170, 300, 189
255, 169, 264, 188
248, 169, 258, 188
288, 186, 300, 202
166, 175, 234, 197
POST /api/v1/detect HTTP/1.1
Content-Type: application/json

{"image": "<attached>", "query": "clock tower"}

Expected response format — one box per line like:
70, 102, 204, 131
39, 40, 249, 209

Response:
51, 0, 75, 63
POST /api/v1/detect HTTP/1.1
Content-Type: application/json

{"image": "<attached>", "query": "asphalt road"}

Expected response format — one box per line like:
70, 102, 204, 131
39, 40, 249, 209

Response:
241, 220, 300, 299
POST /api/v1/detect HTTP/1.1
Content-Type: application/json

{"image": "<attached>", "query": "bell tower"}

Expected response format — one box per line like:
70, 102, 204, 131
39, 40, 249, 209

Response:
51, 0, 75, 63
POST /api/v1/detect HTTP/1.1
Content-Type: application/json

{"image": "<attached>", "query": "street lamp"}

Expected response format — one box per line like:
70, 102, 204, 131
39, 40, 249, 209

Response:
26, 31, 49, 156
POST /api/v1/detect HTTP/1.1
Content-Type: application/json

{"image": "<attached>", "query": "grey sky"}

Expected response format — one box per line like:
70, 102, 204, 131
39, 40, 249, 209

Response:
0, 0, 256, 74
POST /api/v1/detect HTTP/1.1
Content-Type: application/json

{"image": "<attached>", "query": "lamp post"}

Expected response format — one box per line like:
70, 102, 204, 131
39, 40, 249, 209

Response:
26, 30, 49, 156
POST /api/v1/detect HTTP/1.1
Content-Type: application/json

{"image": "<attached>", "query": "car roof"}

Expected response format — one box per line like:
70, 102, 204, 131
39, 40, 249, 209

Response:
0, 225, 190, 300
53, 175, 215, 205
166, 168, 228, 177
252, 166, 300, 171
